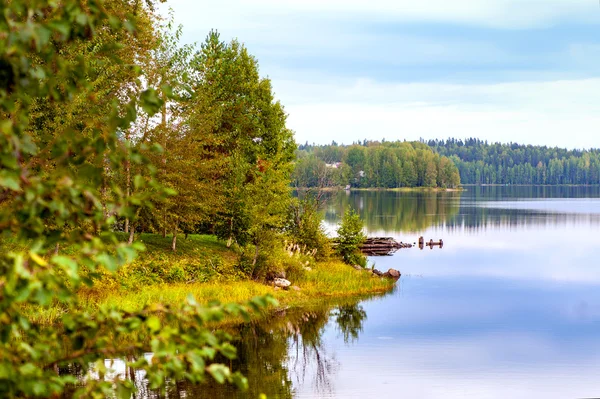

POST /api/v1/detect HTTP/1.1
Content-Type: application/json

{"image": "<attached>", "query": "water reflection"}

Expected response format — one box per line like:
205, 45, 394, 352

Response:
65, 300, 375, 398
65, 187, 600, 398
324, 191, 461, 233
323, 187, 600, 235
169, 301, 372, 398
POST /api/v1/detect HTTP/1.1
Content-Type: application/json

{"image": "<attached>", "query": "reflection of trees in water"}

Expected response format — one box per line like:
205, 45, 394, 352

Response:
465, 185, 600, 200
323, 189, 600, 234
445, 207, 600, 232
324, 191, 461, 233
332, 304, 367, 344
288, 310, 338, 397
62, 300, 370, 398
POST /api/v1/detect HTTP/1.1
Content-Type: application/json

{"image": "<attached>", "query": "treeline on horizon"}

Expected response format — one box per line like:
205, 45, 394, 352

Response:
428, 138, 600, 185
293, 141, 461, 189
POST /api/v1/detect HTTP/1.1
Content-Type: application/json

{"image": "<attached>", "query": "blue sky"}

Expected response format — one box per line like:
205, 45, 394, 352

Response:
160, 0, 600, 149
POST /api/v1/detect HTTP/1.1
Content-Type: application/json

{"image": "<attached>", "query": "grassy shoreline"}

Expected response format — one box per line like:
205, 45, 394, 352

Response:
28, 234, 396, 325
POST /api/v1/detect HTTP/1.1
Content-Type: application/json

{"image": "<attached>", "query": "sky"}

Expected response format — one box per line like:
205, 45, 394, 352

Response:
159, 0, 600, 149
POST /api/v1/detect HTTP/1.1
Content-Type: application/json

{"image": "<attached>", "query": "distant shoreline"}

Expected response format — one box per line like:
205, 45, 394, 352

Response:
460, 184, 600, 187
295, 186, 463, 192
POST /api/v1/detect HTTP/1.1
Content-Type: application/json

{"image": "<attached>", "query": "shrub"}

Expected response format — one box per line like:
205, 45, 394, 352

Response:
285, 195, 332, 260
336, 208, 367, 266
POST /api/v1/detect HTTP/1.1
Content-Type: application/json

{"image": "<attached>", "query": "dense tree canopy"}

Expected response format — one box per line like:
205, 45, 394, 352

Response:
429, 138, 600, 185
294, 141, 461, 189
0, 1, 294, 397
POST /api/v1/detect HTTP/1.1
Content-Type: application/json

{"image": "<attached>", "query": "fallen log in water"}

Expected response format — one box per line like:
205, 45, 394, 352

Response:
331, 236, 433, 256
360, 237, 412, 256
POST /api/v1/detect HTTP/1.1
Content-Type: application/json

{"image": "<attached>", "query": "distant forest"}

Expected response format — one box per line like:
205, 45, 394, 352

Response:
428, 138, 600, 185
293, 141, 461, 189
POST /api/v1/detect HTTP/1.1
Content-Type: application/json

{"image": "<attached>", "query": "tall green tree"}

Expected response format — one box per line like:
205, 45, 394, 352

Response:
0, 2, 270, 397
188, 31, 296, 273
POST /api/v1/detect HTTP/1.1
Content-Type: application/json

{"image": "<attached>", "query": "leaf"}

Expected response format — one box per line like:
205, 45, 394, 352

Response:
0, 172, 20, 191
140, 88, 163, 116
207, 364, 230, 385
231, 372, 248, 391
97, 254, 118, 272
29, 252, 47, 267
220, 343, 237, 360
52, 256, 78, 279
146, 315, 161, 333
133, 174, 145, 189
116, 381, 134, 399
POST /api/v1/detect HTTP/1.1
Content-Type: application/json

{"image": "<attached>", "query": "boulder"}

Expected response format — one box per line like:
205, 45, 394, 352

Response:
352, 264, 363, 271
273, 278, 291, 289
382, 268, 401, 279
291, 285, 301, 292
372, 269, 383, 276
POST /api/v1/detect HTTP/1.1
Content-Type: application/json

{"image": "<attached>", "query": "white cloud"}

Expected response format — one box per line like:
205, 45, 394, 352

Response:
158, 1, 600, 149
278, 78, 600, 149
164, 0, 597, 30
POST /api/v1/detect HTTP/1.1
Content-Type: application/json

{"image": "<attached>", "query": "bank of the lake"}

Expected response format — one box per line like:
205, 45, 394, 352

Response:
28, 234, 395, 325
299, 186, 463, 192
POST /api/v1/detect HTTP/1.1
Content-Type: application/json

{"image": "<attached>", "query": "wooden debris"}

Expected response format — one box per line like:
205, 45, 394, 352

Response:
359, 237, 412, 256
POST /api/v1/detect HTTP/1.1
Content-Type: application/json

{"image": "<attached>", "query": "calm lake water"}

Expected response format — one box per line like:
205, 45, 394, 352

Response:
89, 186, 600, 398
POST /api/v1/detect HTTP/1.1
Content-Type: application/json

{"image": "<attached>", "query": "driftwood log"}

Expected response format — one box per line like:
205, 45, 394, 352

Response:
360, 237, 412, 256
331, 236, 443, 255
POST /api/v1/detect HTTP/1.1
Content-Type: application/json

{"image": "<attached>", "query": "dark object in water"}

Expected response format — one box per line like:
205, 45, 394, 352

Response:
360, 237, 412, 256
419, 238, 444, 250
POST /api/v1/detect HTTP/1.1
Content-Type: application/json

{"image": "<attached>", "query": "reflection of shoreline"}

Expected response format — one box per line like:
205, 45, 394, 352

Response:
325, 191, 462, 233
446, 206, 600, 232
62, 294, 390, 399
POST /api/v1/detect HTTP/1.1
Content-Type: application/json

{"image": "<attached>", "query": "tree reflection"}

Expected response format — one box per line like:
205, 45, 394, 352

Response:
332, 304, 367, 344
324, 191, 462, 233
62, 299, 375, 398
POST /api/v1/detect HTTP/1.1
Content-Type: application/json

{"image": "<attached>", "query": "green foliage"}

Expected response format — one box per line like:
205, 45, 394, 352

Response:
336, 209, 367, 266
0, 2, 275, 397
430, 138, 600, 185
285, 192, 332, 260
294, 140, 460, 188
183, 31, 296, 271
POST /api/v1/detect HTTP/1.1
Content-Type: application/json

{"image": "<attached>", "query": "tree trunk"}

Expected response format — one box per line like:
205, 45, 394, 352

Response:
252, 242, 259, 266
125, 130, 131, 234
128, 224, 135, 244
101, 153, 110, 221
161, 94, 167, 239
54, 243, 59, 256
172, 228, 177, 252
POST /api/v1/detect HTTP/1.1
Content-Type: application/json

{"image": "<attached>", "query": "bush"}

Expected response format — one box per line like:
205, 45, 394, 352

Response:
336, 208, 367, 266
285, 195, 332, 260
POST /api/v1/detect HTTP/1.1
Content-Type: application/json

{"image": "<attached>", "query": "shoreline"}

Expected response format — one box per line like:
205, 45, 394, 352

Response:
297, 186, 463, 192
460, 184, 600, 187
26, 236, 397, 326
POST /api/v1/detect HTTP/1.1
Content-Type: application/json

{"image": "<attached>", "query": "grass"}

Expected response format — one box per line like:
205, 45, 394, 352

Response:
22, 234, 396, 325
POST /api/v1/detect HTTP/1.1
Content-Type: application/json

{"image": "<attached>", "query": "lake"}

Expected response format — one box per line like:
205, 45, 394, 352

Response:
95, 187, 600, 398
312, 186, 600, 398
